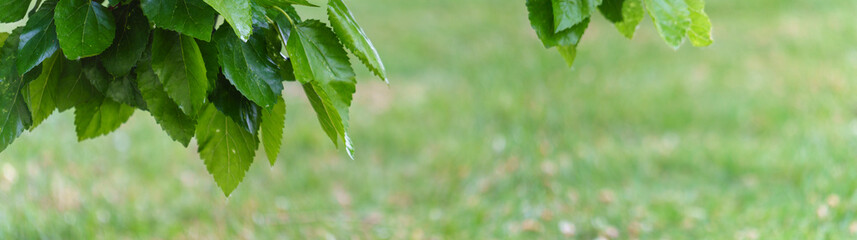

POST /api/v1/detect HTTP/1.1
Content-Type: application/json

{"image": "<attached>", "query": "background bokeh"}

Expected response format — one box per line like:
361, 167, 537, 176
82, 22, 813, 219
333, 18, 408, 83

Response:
3, 0, 857, 238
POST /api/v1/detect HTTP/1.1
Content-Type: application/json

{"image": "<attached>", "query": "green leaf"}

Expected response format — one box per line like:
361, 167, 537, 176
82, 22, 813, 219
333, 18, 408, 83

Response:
0, 33, 8, 47
258, 0, 318, 8
551, 0, 602, 33
26, 53, 62, 128
302, 78, 356, 158
644, 0, 691, 49
527, 0, 591, 48
54, 0, 116, 59
213, 25, 283, 109
17, 0, 59, 75
101, 3, 151, 76
201, 0, 252, 40
140, 0, 217, 41
0, 29, 34, 152
598, 0, 624, 23
614, 0, 644, 39
327, 0, 387, 83
196, 103, 258, 197
74, 96, 136, 141
685, 0, 712, 47
54, 58, 98, 112
287, 19, 355, 85
261, 96, 285, 165
196, 39, 219, 92
81, 59, 147, 110
151, 29, 209, 116
209, 73, 262, 136
136, 50, 196, 146
0, 0, 30, 23
557, 44, 577, 67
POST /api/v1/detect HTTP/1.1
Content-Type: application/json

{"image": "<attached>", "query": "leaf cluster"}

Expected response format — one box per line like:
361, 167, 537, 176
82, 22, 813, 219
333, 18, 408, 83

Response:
0, 0, 386, 196
527, 0, 714, 66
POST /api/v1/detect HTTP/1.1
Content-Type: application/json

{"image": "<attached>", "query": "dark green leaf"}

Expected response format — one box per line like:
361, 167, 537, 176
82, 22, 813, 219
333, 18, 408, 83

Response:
54, 58, 98, 112
261, 96, 285, 165
140, 0, 216, 41
17, 0, 59, 75
26, 53, 62, 127
685, 0, 712, 47
209, 73, 262, 135
644, 0, 691, 48
551, 0, 601, 33
196, 39, 219, 92
54, 0, 116, 59
201, 0, 252, 40
287, 19, 355, 85
0, 0, 30, 23
598, 0, 624, 23
101, 3, 151, 76
196, 103, 258, 197
82, 59, 147, 110
151, 29, 209, 116
74, 96, 135, 141
213, 25, 283, 109
0, 29, 34, 152
327, 0, 387, 83
614, 0, 644, 39
137, 50, 196, 146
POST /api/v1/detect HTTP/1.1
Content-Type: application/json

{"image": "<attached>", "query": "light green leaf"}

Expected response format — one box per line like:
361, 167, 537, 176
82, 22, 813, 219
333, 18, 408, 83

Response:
137, 50, 196, 146
527, 0, 591, 48
196, 103, 258, 197
302, 78, 356, 158
54, 0, 116, 59
685, 0, 712, 47
327, 0, 387, 83
287, 19, 355, 85
258, 0, 318, 8
261, 97, 285, 165
74, 96, 136, 141
17, 0, 59, 75
614, 0, 644, 39
26, 53, 62, 128
644, 0, 691, 49
140, 0, 217, 41
151, 29, 209, 116
202, 0, 252, 40
0, 29, 34, 152
0, 33, 8, 47
213, 25, 283, 109
551, 0, 602, 33
557, 44, 577, 67
0, 0, 29, 23
101, 3, 151, 76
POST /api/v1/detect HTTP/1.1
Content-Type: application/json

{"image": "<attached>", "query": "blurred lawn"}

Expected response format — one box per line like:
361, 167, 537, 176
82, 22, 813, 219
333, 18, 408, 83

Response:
4, 0, 857, 238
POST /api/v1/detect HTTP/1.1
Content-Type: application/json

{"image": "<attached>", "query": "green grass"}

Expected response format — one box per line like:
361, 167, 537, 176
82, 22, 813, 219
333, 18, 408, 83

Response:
3, 0, 857, 238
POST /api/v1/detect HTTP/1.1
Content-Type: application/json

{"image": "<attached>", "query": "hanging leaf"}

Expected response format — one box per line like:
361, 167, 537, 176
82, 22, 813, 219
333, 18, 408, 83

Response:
286, 19, 355, 85
74, 96, 136, 141
261, 97, 285, 165
54, 0, 117, 59
644, 0, 691, 49
140, 0, 217, 41
151, 29, 209, 116
327, 0, 387, 82
202, 0, 253, 40
0, 0, 30, 23
26, 53, 63, 128
101, 3, 151, 76
0, 30, 36, 152
137, 50, 196, 146
17, 0, 60, 75
196, 103, 258, 197
213, 25, 283, 109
